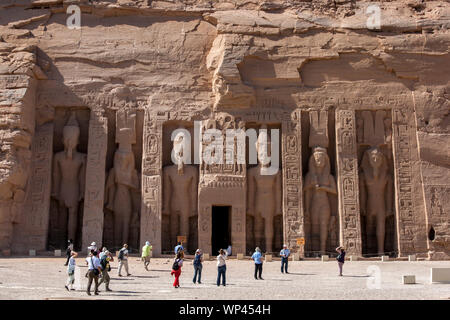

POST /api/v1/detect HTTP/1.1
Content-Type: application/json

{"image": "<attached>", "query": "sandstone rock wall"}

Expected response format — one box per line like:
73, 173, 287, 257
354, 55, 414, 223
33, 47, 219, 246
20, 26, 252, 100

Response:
0, 0, 448, 257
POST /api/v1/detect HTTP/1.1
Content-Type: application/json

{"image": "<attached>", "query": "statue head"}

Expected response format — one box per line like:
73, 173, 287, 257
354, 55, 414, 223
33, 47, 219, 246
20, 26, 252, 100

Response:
62, 112, 80, 159
256, 125, 271, 167
361, 146, 388, 176
308, 146, 330, 175
172, 129, 188, 174
367, 147, 384, 169
312, 147, 328, 168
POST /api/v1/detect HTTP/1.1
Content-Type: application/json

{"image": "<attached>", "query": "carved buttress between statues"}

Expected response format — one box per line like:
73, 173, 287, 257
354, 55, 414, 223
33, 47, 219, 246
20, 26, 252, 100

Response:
163, 130, 198, 252
247, 125, 282, 253
51, 112, 87, 244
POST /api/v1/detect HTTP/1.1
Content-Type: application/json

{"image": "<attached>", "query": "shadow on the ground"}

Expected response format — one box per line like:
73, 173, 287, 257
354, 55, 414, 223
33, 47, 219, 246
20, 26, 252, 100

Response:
109, 278, 135, 281
342, 275, 370, 278
284, 273, 316, 276
132, 275, 159, 279
149, 269, 170, 272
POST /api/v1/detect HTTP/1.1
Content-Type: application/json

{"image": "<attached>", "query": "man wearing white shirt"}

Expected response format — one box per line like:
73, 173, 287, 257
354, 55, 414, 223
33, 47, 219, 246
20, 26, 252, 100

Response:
86, 251, 102, 296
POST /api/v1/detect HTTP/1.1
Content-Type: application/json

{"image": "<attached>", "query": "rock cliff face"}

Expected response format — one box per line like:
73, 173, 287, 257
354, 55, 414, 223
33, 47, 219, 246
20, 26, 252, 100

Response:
0, 0, 448, 258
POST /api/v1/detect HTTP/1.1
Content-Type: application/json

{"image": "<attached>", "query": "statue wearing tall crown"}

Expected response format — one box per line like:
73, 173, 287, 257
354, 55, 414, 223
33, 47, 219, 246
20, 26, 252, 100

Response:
52, 112, 87, 243
304, 111, 337, 255
105, 109, 139, 246
247, 125, 282, 253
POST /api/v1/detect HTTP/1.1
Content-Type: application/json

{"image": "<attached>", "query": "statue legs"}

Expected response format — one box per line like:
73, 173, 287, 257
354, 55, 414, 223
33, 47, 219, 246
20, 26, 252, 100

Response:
366, 215, 376, 254
170, 211, 179, 248
67, 206, 78, 242
114, 185, 133, 246
311, 211, 320, 253
319, 220, 329, 255
180, 213, 189, 252
376, 213, 386, 255
264, 216, 274, 253
254, 215, 264, 250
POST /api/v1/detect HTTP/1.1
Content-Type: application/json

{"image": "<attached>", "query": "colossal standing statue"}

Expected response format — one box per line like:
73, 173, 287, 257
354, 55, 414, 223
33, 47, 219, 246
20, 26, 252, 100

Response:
52, 112, 86, 243
105, 110, 139, 246
304, 147, 337, 254
247, 126, 282, 253
359, 147, 393, 255
163, 130, 198, 252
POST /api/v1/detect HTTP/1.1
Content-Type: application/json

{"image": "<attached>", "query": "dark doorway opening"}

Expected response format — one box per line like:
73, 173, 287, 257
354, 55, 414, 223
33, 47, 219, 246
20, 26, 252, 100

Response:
212, 206, 231, 255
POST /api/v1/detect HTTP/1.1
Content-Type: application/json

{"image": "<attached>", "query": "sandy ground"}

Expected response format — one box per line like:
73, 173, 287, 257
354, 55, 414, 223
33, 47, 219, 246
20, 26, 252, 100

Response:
0, 257, 449, 300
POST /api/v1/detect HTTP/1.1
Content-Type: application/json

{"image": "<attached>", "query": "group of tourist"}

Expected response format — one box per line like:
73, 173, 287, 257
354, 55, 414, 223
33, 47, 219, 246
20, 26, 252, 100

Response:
63, 240, 153, 295
169, 244, 347, 288
63, 239, 346, 294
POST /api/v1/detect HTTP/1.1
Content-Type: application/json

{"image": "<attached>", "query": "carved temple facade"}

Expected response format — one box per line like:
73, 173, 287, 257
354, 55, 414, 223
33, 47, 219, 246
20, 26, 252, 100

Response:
0, 1, 449, 259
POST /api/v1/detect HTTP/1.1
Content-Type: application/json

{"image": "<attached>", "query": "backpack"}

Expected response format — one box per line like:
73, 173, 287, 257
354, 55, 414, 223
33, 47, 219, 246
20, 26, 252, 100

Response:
118, 249, 125, 260
172, 259, 180, 271
100, 255, 108, 270
194, 254, 202, 266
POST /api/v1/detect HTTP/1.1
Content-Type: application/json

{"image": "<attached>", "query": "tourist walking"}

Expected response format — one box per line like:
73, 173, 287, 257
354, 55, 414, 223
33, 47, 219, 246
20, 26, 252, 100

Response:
141, 241, 153, 271
98, 248, 113, 292
336, 246, 346, 276
86, 250, 102, 296
251, 247, 263, 280
280, 244, 290, 274
192, 249, 203, 284
65, 251, 77, 291
64, 239, 74, 266
171, 251, 184, 288
216, 249, 227, 286
174, 242, 184, 255
117, 244, 131, 277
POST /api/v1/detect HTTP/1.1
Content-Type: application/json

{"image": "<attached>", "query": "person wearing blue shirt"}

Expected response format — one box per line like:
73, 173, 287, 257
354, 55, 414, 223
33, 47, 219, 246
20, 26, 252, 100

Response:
251, 247, 263, 280
174, 242, 184, 255
280, 244, 290, 274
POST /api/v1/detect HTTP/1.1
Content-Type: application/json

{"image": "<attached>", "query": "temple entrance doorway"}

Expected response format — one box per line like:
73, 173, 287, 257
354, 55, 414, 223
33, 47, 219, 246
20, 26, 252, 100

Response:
211, 206, 231, 254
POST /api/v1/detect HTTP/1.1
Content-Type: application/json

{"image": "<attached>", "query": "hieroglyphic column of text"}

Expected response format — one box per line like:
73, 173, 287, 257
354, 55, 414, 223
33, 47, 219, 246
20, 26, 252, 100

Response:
336, 109, 362, 255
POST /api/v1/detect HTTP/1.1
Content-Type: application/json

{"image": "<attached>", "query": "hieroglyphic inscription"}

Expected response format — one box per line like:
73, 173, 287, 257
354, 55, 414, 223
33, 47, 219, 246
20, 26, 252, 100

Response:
392, 108, 415, 255
82, 110, 108, 249
281, 109, 304, 256
20, 122, 54, 250
140, 109, 163, 255
336, 109, 362, 255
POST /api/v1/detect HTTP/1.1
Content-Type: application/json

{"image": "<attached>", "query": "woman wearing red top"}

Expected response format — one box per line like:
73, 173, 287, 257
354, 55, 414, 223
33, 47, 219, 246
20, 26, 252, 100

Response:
171, 251, 184, 288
